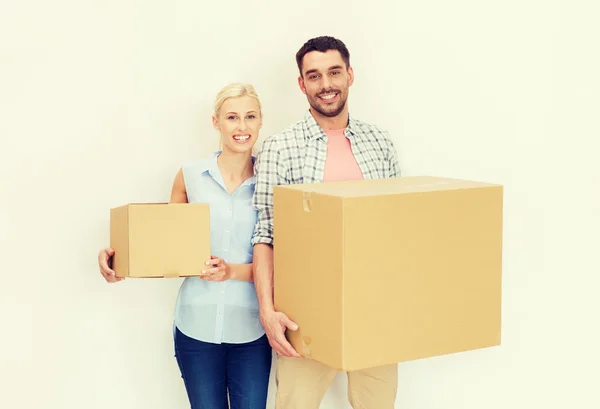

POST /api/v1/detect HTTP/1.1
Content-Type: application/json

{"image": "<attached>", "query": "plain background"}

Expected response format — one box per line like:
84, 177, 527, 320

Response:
1, 0, 598, 408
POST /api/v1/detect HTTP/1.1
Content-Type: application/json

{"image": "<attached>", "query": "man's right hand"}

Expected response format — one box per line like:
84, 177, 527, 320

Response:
261, 309, 302, 357
98, 248, 124, 283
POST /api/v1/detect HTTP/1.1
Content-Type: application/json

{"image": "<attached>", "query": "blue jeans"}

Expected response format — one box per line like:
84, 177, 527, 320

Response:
174, 326, 272, 409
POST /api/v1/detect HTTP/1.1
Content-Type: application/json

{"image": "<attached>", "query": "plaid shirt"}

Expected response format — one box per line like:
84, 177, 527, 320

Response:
251, 110, 401, 246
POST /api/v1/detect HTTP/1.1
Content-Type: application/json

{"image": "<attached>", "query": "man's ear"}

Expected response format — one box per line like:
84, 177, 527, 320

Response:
212, 115, 219, 130
347, 66, 355, 87
298, 75, 307, 95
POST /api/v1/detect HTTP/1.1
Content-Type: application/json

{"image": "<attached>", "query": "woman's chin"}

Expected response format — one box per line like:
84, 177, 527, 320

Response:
222, 144, 255, 155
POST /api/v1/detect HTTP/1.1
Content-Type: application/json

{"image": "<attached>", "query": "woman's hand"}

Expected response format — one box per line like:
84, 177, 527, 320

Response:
98, 248, 124, 283
200, 256, 231, 282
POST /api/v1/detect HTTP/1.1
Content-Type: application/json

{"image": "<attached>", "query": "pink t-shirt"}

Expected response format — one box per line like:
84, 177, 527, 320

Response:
323, 129, 364, 182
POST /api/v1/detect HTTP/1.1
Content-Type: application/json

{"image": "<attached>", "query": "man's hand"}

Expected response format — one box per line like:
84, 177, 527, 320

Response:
261, 309, 302, 357
252, 244, 299, 356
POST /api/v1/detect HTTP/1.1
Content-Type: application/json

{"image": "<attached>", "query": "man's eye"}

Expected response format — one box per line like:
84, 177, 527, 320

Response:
228, 116, 236, 120
247, 115, 256, 119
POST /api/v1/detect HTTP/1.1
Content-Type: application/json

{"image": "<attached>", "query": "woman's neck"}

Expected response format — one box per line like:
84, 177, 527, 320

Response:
217, 149, 254, 181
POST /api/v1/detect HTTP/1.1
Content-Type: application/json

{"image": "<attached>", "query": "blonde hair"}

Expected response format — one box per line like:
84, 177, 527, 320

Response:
214, 82, 262, 118
213, 83, 262, 152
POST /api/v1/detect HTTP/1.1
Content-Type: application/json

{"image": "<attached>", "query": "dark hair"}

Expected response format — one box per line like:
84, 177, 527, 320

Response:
295, 36, 351, 76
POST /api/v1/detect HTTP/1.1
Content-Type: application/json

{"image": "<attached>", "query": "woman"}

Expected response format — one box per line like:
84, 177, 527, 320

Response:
97, 83, 272, 409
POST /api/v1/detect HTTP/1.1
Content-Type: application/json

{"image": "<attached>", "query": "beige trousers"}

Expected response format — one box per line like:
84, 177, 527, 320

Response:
275, 356, 398, 409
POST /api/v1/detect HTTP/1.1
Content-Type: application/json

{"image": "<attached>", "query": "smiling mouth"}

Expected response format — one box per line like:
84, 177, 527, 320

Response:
233, 134, 250, 141
319, 92, 339, 101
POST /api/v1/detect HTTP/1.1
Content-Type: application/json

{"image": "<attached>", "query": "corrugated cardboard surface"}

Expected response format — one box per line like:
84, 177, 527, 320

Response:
273, 176, 503, 371
110, 203, 211, 278
273, 190, 344, 365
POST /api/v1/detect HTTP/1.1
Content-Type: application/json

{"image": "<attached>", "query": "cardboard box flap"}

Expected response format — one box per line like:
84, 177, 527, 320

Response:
120, 202, 169, 206
276, 176, 501, 198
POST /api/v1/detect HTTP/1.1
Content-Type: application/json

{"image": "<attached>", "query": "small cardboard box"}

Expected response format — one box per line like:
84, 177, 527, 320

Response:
273, 176, 503, 371
110, 203, 211, 278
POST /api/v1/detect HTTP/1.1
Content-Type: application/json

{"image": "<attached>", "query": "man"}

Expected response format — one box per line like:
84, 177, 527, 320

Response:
251, 36, 401, 409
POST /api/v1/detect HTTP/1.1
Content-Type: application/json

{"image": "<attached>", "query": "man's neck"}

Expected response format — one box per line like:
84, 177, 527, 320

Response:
310, 107, 349, 131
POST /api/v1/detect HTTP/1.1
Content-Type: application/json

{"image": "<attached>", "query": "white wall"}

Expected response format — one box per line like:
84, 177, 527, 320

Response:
1, 0, 598, 408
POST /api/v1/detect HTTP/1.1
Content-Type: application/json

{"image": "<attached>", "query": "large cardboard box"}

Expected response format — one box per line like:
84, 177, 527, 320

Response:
273, 176, 503, 371
110, 203, 211, 278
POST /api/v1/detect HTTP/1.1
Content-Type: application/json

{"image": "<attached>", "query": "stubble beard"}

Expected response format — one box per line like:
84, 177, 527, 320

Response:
308, 90, 348, 118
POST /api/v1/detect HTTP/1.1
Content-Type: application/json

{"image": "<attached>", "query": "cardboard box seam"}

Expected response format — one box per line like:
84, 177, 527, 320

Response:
302, 184, 504, 200
126, 205, 130, 276
341, 197, 346, 370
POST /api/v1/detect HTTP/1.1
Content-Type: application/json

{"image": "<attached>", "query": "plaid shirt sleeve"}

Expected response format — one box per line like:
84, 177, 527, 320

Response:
251, 136, 288, 246
386, 133, 402, 178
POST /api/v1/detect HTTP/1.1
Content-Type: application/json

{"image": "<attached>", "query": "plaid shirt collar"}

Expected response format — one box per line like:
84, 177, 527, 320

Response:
302, 109, 360, 141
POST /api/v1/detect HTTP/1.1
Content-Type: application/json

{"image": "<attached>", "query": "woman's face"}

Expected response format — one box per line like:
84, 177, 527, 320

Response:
213, 95, 262, 155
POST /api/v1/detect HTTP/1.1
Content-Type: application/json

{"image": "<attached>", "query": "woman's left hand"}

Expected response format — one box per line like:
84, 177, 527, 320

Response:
200, 256, 231, 281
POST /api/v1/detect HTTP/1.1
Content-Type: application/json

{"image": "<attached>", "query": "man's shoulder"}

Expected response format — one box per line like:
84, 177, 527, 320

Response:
350, 117, 391, 140
260, 118, 307, 148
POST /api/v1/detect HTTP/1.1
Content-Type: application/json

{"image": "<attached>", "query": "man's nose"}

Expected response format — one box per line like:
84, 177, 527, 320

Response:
321, 75, 333, 89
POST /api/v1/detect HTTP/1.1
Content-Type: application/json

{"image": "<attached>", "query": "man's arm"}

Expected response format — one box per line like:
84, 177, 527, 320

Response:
251, 137, 300, 357
251, 137, 282, 311
385, 132, 402, 178
252, 244, 275, 311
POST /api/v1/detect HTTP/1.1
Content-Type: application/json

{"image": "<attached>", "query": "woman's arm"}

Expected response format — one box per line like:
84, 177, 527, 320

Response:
228, 264, 253, 282
170, 168, 188, 203
201, 259, 254, 282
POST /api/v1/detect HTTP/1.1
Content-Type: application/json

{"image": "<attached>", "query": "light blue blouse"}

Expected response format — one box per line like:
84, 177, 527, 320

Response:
173, 151, 265, 344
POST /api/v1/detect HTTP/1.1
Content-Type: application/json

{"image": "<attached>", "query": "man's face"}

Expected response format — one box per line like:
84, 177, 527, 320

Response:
298, 50, 354, 118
